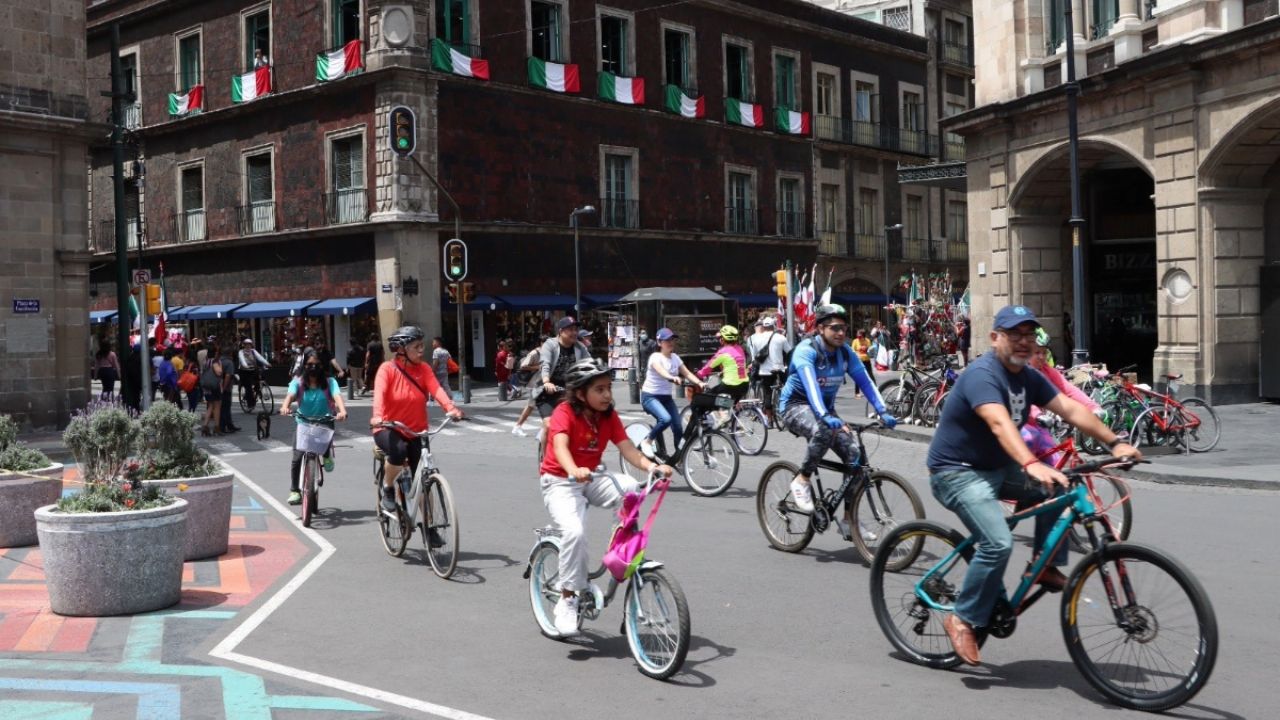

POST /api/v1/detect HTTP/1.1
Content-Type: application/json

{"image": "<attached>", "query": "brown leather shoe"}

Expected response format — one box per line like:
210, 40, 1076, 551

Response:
943, 613, 980, 666
1038, 567, 1068, 593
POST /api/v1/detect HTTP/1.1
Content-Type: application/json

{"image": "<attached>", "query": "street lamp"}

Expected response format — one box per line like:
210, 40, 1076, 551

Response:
1063, 4, 1089, 366
570, 205, 596, 318
884, 224, 903, 325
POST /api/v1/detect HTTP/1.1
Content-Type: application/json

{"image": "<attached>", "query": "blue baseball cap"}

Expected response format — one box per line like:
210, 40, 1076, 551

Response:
993, 305, 1041, 331
655, 328, 676, 341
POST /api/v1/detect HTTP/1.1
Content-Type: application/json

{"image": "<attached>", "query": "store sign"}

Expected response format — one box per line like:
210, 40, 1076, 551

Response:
381, 283, 392, 293
12, 299, 40, 314
664, 314, 725, 357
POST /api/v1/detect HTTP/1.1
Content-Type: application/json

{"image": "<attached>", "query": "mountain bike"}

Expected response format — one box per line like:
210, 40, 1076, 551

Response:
678, 392, 769, 456
879, 356, 950, 424
620, 389, 740, 496
756, 420, 924, 565
292, 412, 334, 528
869, 457, 1216, 712
525, 468, 691, 680
239, 374, 275, 414
373, 417, 461, 578
747, 378, 786, 431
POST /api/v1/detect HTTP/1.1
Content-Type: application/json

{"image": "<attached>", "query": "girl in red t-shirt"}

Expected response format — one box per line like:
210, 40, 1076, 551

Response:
539, 359, 672, 638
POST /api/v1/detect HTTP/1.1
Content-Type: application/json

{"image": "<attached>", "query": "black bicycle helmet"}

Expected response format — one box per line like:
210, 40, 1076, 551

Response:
564, 358, 612, 390
387, 325, 424, 352
813, 303, 849, 325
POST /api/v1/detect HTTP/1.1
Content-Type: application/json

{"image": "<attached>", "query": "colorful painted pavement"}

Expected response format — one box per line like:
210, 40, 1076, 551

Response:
0, 468, 394, 719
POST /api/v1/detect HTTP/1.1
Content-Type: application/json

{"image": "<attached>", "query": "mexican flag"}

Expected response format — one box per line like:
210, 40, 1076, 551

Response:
527, 57, 579, 93
153, 263, 168, 346
663, 85, 705, 118
775, 108, 811, 136
598, 72, 644, 104
430, 39, 489, 80
167, 85, 204, 116
725, 99, 764, 128
316, 39, 363, 82
231, 66, 272, 103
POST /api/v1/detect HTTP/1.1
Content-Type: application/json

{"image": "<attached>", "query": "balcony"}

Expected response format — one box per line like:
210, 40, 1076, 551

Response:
903, 236, 930, 261
441, 41, 483, 58
852, 233, 884, 260
778, 210, 806, 238
818, 231, 845, 256
175, 209, 206, 242
238, 201, 276, 235
943, 42, 973, 67
725, 205, 758, 235
944, 239, 969, 263
95, 219, 142, 253
325, 188, 368, 225
123, 102, 141, 129
600, 197, 639, 229
812, 116, 937, 156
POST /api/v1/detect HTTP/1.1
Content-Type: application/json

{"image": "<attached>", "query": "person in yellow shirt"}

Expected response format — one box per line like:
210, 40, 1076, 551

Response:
851, 329, 874, 396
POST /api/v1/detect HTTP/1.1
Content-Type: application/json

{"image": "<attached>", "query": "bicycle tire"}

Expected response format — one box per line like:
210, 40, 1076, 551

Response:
849, 470, 926, 569
755, 461, 814, 552
422, 474, 459, 579
377, 471, 410, 557
300, 455, 317, 528
869, 520, 978, 669
258, 383, 275, 415
528, 542, 571, 639
618, 421, 653, 478
911, 382, 942, 427
1062, 542, 1218, 711
680, 429, 739, 497
917, 388, 948, 429
238, 383, 251, 413
729, 404, 769, 456
1068, 473, 1133, 551
878, 378, 913, 418
1177, 397, 1220, 453
624, 566, 691, 680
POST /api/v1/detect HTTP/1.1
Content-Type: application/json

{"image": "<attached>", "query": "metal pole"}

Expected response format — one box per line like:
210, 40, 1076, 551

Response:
785, 260, 796, 345
573, 214, 581, 318
109, 24, 133, 405
139, 299, 151, 409
1064, 2, 1089, 366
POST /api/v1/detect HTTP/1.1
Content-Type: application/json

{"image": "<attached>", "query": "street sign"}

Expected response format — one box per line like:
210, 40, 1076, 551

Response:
12, 299, 39, 314
132, 269, 151, 285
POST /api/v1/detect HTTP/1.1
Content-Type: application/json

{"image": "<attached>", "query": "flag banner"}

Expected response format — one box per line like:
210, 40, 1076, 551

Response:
663, 85, 705, 118
231, 66, 272, 103
774, 108, 811, 135
316, 39, 364, 82
167, 85, 204, 116
430, 39, 489, 80
725, 98, 765, 128
528, 57, 580, 93
598, 72, 644, 104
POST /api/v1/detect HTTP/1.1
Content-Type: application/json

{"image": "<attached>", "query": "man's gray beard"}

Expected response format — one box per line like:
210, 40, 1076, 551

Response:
1007, 354, 1028, 368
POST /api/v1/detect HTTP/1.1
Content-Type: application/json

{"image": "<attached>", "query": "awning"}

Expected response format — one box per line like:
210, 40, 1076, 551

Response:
184, 303, 244, 320
307, 297, 376, 316
619, 287, 726, 302
444, 294, 507, 310
89, 310, 117, 324
495, 294, 576, 310
730, 293, 778, 308
167, 306, 200, 320
584, 293, 623, 306
232, 300, 319, 319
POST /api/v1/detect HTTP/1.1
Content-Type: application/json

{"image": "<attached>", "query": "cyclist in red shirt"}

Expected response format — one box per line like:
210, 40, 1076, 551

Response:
371, 326, 463, 512
539, 358, 673, 637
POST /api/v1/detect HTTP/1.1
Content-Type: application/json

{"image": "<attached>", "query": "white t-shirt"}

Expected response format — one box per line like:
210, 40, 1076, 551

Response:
642, 352, 683, 395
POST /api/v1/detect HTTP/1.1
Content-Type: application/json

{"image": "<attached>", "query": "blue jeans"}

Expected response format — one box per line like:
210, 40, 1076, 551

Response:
930, 464, 1068, 628
641, 393, 682, 449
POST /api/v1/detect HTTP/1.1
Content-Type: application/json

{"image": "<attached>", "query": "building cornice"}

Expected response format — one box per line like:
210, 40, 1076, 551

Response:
0, 110, 110, 141
702, 0, 929, 61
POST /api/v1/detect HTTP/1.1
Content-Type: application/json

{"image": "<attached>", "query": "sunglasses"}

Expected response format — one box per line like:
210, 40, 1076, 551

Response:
823, 323, 848, 333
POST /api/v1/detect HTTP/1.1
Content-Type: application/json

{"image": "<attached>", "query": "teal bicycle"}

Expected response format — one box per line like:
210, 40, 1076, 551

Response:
869, 457, 1217, 712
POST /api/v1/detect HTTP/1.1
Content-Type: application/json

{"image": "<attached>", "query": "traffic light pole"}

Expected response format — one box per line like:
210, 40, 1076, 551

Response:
109, 24, 134, 406
138, 295, 151, 410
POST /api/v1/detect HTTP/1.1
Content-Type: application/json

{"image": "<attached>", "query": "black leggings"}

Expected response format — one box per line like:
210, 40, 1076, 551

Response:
781, 403, 860, 477
374, 429, 423, 478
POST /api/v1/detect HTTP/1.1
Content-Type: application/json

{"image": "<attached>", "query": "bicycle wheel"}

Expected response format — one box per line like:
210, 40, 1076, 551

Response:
422, 474, 459, 579
1177, 398, 1220, 453
1062, 542, 1217, 711
849, 471, 926, 569
238, 383, 251, 413
300, 455, 317, 528
258, 383, 275, 414
869, 520, 976, 669
1069, 473, 1133, 551
917, 389, 948, 428
527, 542, 570, 639
911, 382, 941, 427
755, 461, 814, 552
679, 429, 739, 497
624, 566, 691, 680
729, 404, 768, 456
618, 421, 653, 478
878, 379, 912, 418
377, 474, 410, 557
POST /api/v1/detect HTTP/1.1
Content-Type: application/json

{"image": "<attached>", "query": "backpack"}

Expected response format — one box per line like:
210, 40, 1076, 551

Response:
602, 479, 670, 582
199, 360, 221, 394
177, 366, 198, 393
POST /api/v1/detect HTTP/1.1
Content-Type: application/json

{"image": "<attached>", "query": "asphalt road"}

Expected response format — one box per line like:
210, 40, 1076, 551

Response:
210, 392, 1274, 720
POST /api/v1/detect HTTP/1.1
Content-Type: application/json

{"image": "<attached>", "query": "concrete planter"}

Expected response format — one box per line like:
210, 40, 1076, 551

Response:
0, 463, 65, 548
35, 498, 188, 617
142, 466, 233, 560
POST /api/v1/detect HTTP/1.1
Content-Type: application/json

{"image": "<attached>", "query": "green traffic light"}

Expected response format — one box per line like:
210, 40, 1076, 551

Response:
397, 138, 409, 148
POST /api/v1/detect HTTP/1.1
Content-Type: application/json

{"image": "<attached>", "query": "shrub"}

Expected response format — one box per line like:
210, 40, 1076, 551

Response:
59, 400, 173, 513
0, 415, 18, 452
137, 402, 218, 479
0, 445, 52, 473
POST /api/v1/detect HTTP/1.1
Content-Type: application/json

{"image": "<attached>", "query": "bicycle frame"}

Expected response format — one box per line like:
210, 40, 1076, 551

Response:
660, 396, 730, 465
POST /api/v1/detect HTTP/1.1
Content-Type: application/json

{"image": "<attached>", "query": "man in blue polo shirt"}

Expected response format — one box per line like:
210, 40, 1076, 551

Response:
927, 304, 1139, 666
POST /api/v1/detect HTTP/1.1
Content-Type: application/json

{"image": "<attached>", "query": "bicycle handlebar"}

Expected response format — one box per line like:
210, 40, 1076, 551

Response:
1063, 455, 1147, 478
290, 411, 336, 424
590, 466, 670, 495
376, 415, 461, 438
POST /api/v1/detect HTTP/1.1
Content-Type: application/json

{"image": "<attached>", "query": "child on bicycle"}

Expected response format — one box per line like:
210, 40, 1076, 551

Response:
279, 350, 347, 505
539, 358, 673, 637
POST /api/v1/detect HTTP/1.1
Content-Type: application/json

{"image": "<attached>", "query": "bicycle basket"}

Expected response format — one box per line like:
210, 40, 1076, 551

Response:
691, 392, 733, 410
294, 422, 335, 455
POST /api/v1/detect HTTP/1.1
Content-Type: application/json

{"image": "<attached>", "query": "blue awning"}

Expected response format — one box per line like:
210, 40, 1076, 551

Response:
583, 293, 623, 306
444, 294, 507, 310
185, 303, 244, 320
233, 300, 318, 319
167, 306, 199, 320
730, 293, 778, 308
495, 294, 576, 310
307, 297, 376, 316
90, 310, 117, 324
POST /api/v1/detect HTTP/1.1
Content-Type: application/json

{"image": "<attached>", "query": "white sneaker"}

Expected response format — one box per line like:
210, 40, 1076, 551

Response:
639, 439, 656, 459
553, 595, 580, 637
859, 522, 879, 542
512, 424, 528, 437
536, 427, 546, 443
789, 479, 815, 512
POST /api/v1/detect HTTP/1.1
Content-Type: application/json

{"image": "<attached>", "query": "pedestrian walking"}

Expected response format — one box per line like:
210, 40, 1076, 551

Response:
431, 336, 453, 395
94, 340, 120, 401
219, 344, 240, 433
346, 338, 365, 399
364, 334, 383, 396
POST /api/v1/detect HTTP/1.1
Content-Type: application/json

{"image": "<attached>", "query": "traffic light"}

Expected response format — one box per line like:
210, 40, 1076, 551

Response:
145, 283, 162, 315
774, 269, 789, 298
388, 106, 416, 158
446, 283, 459, 303
461, 282, 475, 303
443, 238, 467, 282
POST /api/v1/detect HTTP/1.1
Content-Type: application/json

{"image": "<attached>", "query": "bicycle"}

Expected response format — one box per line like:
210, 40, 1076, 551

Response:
678, 391, 769, 456
910, 355, 960, 428
1120, 371, 1221, 453
620, 388, 740, 496
869, 457, 1216, 712
879, 356, 949, 424
756, 420, 924, 565
747, 377, 786, 431
292, 412, 334, 528
372, 417, 461, 579
524, 468, 691, 680
238, 374, 275, 414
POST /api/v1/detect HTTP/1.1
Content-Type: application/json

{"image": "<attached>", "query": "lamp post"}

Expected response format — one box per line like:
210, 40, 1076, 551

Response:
570, 205, 596, 318
1063, 3, 1089, 366
884, 223, 903, 326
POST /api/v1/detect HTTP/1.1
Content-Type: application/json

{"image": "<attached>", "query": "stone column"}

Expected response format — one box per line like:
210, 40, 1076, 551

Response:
374, 228, 443, 346
1070, 0, 1088, 78
1010, 215, 1069, 342
1112, 0, 1145, 63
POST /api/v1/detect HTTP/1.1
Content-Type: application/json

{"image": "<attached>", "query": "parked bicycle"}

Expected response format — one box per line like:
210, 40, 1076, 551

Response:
869, 456, 1216, 712
373, 417, 461, 578
879, 355, 952, 425
525, 468, 691, 680
756, 420, 924, 565
620, 388, 740, 496
291, 412, 334, 528
910, 355, 960, 428
239, 375, 275, 414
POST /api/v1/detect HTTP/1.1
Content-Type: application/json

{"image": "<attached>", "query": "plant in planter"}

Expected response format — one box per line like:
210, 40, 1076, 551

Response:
137, 402, 233, 560
0, 414, 64, 548
36, 401, 188, 616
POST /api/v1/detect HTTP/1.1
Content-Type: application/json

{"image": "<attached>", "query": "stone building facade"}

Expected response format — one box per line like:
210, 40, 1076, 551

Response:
952, 1, 1280, 402
0, 2, 96, 427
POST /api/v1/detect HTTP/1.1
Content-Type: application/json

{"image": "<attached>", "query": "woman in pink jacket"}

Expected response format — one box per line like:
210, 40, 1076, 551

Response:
1022, 328, 1100, 464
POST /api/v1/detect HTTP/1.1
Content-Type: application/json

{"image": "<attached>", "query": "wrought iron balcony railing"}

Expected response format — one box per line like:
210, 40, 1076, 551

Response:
237, 201, 276, 235
325, 188, 368, 225
725, 205, 758, 235
600, 197, 639, 229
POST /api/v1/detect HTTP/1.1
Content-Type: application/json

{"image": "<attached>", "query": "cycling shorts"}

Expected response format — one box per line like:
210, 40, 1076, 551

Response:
536, 390, 566, 419
374, 428, 423, 470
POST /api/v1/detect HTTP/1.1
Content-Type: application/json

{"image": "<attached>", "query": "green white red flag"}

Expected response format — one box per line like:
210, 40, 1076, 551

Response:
598, 72, 644, 104
775, 108, 811, 135
430, 39, 489, 79
528, 57, 580, 93
316, 39, 363, 82
663, 85, 705, 118
725, 99, 764, 128
167, 85, 203, 116
231, 66, 272, 103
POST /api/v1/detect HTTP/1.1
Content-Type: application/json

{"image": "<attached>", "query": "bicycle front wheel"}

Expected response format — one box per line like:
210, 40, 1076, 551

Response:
258, 383, 275, 414
680, 429, 739, 497
300, 455, 318, 528
422, 474, 459, 579
879, 379, 912, 418
850, 471, 925, 569
1177, 397, 1220, 453
238, 383, 251, 413
618, 421, 653, 478
624, 566, 691, 680
1062, 542, 1217, 711
729, 404, 768, 456
869, 520, 975, 669
528, 542, 569, 639
755, 461, 814, 552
